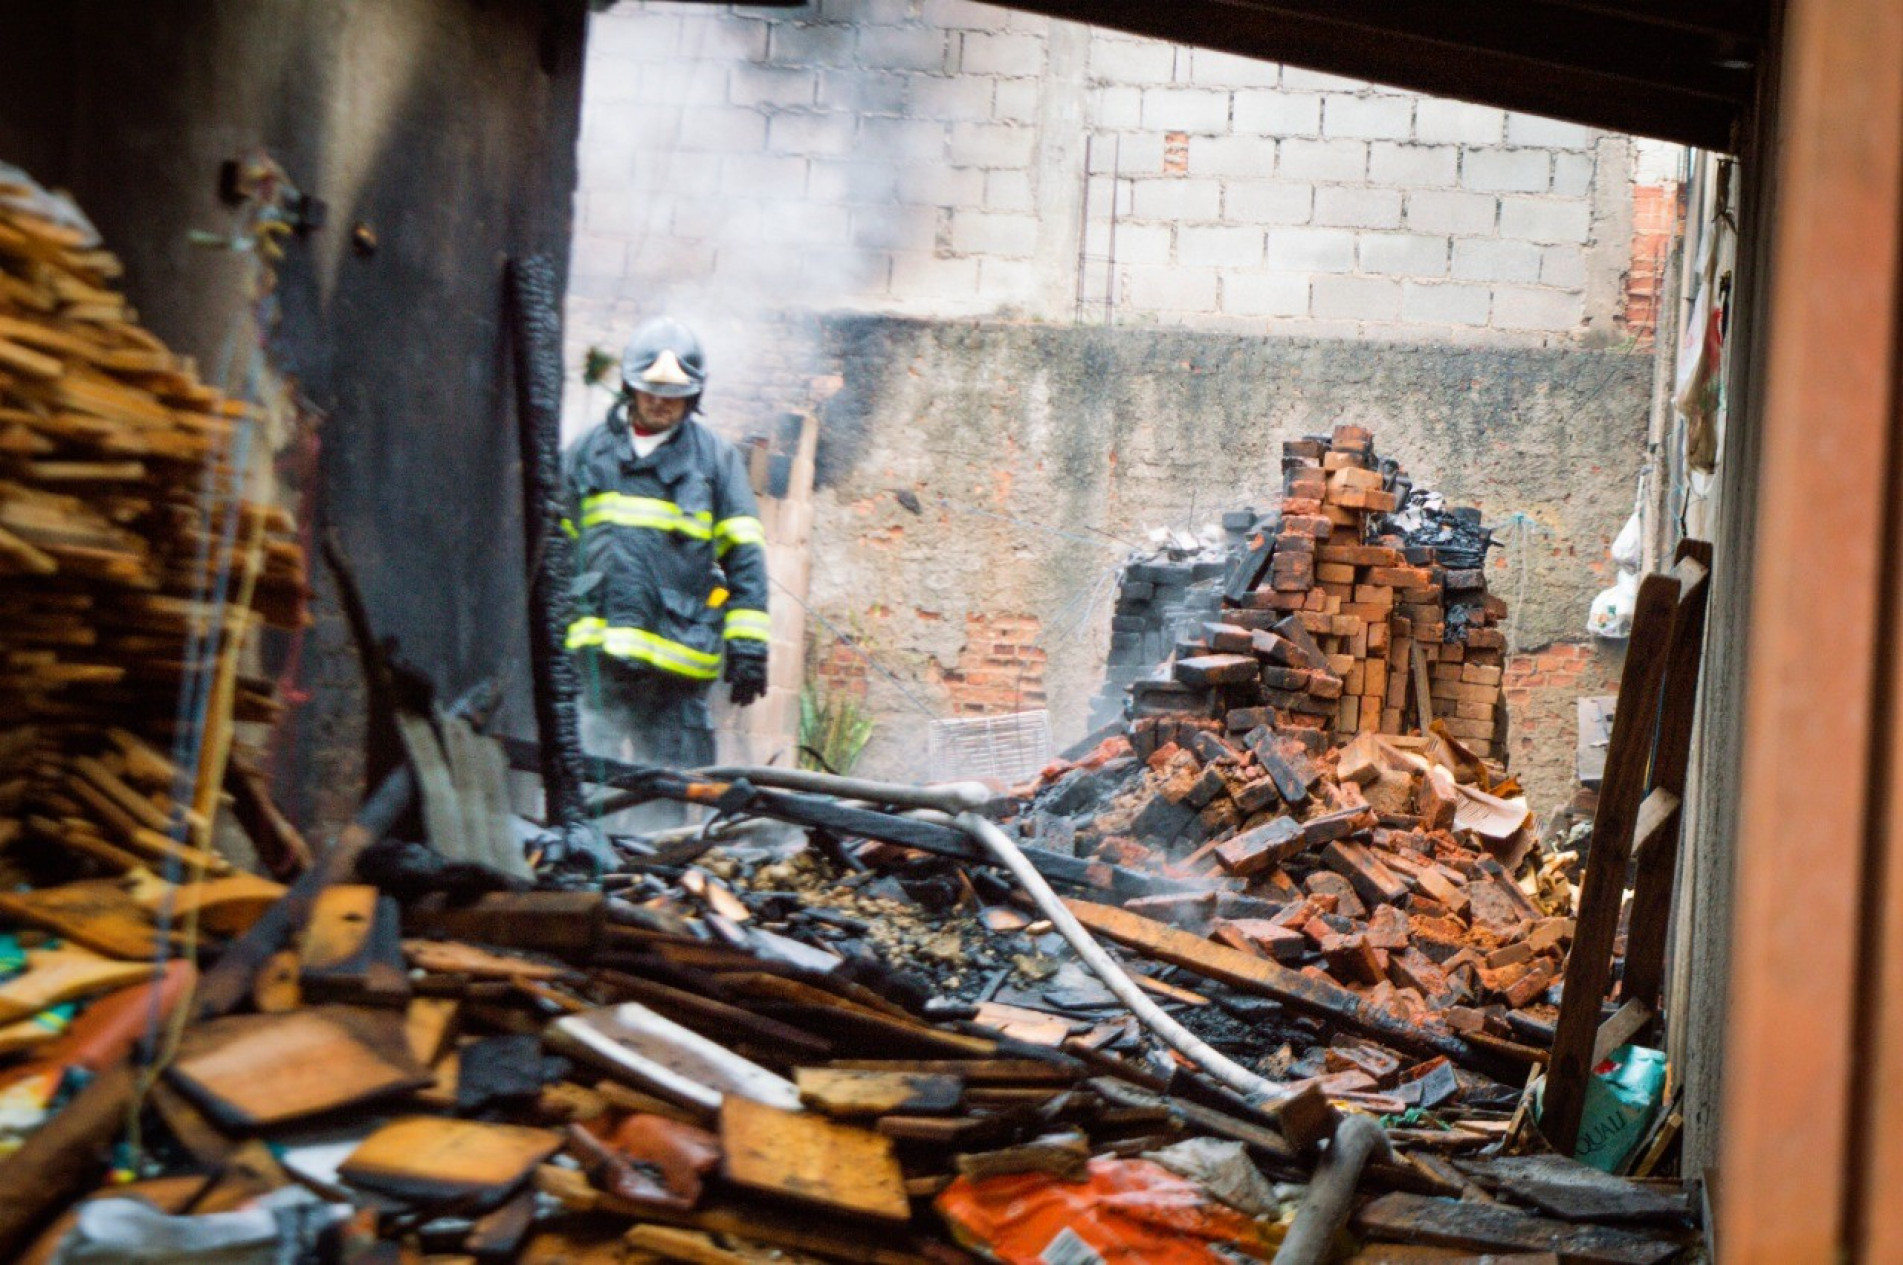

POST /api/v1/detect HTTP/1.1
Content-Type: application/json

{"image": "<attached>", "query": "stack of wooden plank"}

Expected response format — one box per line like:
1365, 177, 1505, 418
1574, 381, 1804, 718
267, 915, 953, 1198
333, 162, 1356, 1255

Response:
1147, 424, 1508, 755
0, 168, 309, 880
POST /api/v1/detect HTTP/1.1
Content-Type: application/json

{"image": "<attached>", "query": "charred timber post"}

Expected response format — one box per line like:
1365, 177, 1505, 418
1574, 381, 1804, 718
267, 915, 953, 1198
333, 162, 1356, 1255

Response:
505, 255, 597, 860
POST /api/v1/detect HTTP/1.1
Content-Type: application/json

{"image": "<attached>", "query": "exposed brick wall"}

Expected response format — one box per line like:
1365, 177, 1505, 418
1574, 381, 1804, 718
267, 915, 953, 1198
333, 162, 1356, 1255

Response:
810, 633, 872, 700
932, 611, 1048, 715
1502, 638, 1625, 818
1623, 182, 1684, 346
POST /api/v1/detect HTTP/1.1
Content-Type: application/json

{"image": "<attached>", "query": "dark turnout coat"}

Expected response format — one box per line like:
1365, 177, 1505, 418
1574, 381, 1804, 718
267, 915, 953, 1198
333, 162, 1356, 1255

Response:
562, 409, 768, 682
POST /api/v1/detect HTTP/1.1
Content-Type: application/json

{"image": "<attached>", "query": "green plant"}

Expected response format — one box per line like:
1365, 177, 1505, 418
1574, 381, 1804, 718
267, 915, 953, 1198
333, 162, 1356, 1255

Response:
799, 683, 875, 775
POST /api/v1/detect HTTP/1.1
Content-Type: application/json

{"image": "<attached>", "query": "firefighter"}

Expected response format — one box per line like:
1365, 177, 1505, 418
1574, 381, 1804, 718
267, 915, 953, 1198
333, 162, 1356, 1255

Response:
563, 318, 769, 790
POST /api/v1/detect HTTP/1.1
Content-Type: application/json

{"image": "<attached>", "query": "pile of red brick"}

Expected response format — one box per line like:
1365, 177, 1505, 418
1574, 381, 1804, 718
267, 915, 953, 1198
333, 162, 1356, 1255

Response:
1139, 424, 1510, 758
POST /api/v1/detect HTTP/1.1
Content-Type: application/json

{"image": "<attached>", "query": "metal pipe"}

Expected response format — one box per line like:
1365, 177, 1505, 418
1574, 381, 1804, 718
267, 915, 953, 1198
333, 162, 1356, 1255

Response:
695, 765, 993, 814
951, 809, 1292, 1109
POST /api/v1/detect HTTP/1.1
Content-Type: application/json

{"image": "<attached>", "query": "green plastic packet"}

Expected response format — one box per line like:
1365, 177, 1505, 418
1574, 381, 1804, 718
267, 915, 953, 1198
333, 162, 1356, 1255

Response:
1570, 1044, 1667, 1173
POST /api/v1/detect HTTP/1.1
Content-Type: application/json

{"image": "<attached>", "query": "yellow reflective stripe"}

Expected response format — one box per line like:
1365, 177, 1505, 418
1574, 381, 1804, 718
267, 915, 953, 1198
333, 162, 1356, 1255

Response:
724, 608, 771, 641
560, 517, 577, 540
714, 514, 766, 555
564, 618, 721, 680
579, 493, 714, 540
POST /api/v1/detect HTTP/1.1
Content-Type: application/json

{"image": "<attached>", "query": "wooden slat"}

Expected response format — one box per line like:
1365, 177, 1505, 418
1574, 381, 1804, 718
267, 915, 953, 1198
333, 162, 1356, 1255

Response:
1542, 574, 1680, 1154
1722, 0, 1903, 1257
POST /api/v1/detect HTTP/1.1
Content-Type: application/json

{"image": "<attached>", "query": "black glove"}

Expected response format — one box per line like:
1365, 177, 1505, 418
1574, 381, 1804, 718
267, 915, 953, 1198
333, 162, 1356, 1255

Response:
725, 647, 768, 708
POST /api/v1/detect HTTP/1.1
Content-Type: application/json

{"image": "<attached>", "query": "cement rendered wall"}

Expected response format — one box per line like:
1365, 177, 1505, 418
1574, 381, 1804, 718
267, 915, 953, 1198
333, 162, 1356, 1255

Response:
802, 317, 1646, 815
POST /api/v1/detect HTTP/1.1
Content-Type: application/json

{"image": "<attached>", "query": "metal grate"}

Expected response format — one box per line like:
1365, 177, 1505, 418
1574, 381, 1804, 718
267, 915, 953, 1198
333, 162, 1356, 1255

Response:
928, 710, 1053, 787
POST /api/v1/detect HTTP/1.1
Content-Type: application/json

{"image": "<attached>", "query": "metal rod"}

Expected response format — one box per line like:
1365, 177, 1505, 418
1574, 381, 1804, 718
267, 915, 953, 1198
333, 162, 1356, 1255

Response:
694, 764, 993, 813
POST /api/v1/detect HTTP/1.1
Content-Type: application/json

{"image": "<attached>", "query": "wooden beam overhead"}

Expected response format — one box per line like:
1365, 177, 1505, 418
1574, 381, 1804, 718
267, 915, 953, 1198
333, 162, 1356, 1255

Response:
992, 0, 1743, 149
1524, 0, 1770, 43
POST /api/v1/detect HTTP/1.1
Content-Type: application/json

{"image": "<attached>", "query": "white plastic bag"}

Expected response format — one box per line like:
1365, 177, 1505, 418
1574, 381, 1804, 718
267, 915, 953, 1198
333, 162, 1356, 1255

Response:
1588, 570, 1639, 640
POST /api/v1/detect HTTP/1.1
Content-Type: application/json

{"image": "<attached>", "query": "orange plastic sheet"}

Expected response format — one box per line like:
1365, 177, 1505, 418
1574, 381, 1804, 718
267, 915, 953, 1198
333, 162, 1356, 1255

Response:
936, 1156, 1277, 1264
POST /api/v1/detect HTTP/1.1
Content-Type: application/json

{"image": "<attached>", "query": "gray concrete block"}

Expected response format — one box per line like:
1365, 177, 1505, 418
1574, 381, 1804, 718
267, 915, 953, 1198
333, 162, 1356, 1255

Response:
810, 157, 903, 204
905, 72, 994, 120
858, 24, 951, 72
1539, 245, 1588, 289
1492, 284, 1584, 330
1089, 131, 1166, 174
1222, 271, 1309, 317
1282, 66, 1371, 92
950, 208, 1040, 256
1499, 196, 1592, 244
1401, 281, 1491, 326
769, 22, 858, 67
851, 204, 943, 252
984, 169, 1037, 212
1462, 147, 1551, 194
1129, 177, 1223, 221
1311, 275, 1402, 321
1084, 220, 1171, 266
993, 77, 1042, 123
1233, 90, 1321, 137
1368, 142, 1459, 187
1505, 111, 1596, 149
1223, 181, 1314, 225
1552, 152, 1595, 198
1414, 98, 1504, 145
1315, 186, 1403, 229
1357, 231, 1449, 277
1451, 238, 1542, 284
921, 0, 1016, 29
820, 0, 917, 21
1141, 88, 1233, 133
949, 121, 1037, 169
1266, 226, 1356, 272
720, 153, 811, 198
1406, 190, 1497, 236
1186, 134, 1277, 178
756, 201, 857, 246
888, 249, 981, 300
767, 111, 856, 156
861, 115, 950, 161
895, 162, 984, 206
729, 64, 819, 110
568, 233, 629, 282
1323, 94, 1413, 140
1279, 137, 1367, 182
1178, 224, 1265, 267
1087, 35, 1177, 84
1188, 48, 1282, 88
1092, 84, 1142, 128
976, 255, 1041, 303
960, 30, 1046, 77
1122, 264, 1222, 311
820, 69, 908, 114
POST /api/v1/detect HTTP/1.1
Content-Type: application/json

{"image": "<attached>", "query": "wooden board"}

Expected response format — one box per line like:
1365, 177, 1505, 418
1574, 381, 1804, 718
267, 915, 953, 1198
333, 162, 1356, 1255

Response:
167, 1006, 431, 1130
0, 880, 169, 959
1455, 1155, 1689, 1224
1352, 1192, 1681, 1264
339, 1116, 561, 1206
796, 1068, 964, 1118
0, 949, 151, 1026
548, 1003, 802, 1115
719, 1095, 911, 1224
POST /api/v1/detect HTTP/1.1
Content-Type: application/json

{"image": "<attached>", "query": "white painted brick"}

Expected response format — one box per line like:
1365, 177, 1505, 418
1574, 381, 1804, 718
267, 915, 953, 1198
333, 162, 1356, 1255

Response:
729, 64, 818, 109
569, 234, 628, 281
1314, 186, 1402, 229
767, 112, 856, 156
993, 78, 1041, 123
889, 250, 981, 299
1122, 264, 1221, 311
799, 245, 882, 291
921, 0, 1013, 30
858, 25, 950, 72
1266, 226, 1356, 272
976, 256, 1041, 302
808, 157, 902, 204
1451, 238, 1541, 284
1414, 98, 1504, 145
1539, 245, 1587, 289
1224, 181, 1313, 225
1311, 275, 1402, 321
1186, 135, 1277, 179
906, 73, 993, 119
1188, 48, 1281, 87
949, 121, 1036, 168
1357, 232, 1448, 277
1323, 95, 1413, 140
1233, 90, 1321, 137
984, 169, 1036, 212
1129, 178, 1223, 221
960, 30, 1045, 77
1279, 138, 1367, 182
1492, 284, 1584, 330
819, 69, 908, 114
587, 13, 681, 60
1223, 272, 1309, 317
851, 205, 943, 252
1406, 190, 1497, 236
1084, 220, 1171, 266
627, 148, 725, 196
861, 116, 948, 160
819, 0, 914, 22
718, 18, 774, 61
1178, 224, 1264, 267
1088, 132, 1166, 174
1088, 36, 1176, 84
895, 162, 984, 205
1368, 143, 1458, 187
1281, 67, 1370, 92
1093, 85, 1142, 128
1552, 152, 1595, 198
949, 209, 1039, 256
769, 23, 858, 67
1401, 281, 1490, 326
721, 153, 809, 198
1504, 111, 1596, 149
755, 201, 855, 246
1462, 148, 1550, 194
1499, 196, 1591, 244
1141, 88, 1232, 133
666, 197, 761, 242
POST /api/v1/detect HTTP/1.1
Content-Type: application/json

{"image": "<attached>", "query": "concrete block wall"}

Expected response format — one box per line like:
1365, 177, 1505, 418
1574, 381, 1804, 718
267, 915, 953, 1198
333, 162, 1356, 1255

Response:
565, 0, 1683, 434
